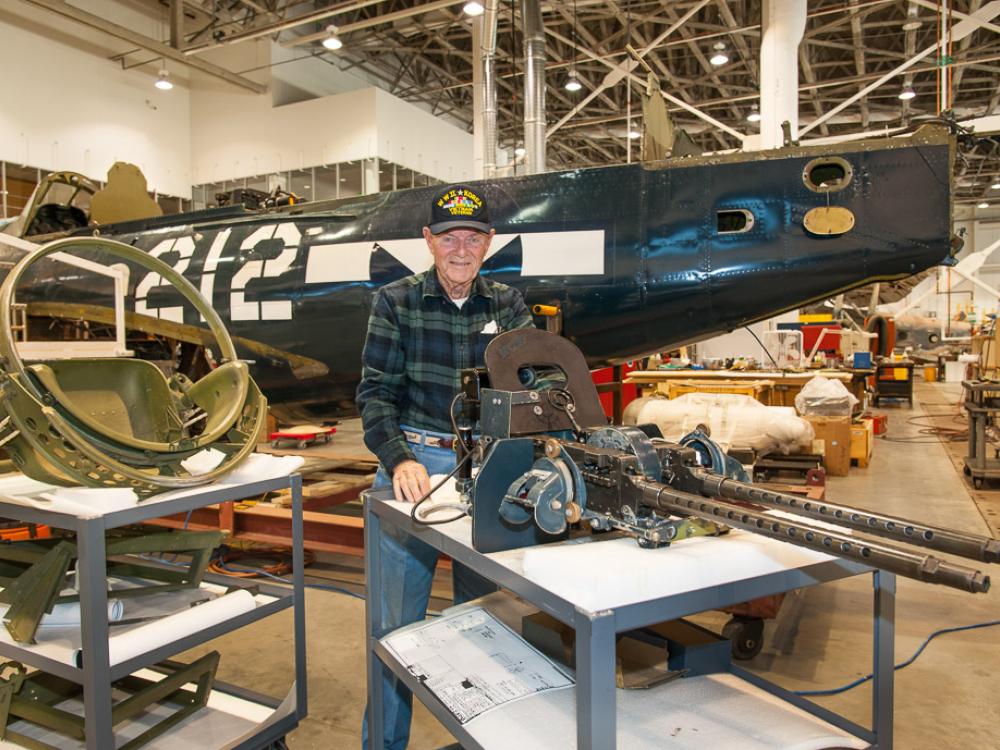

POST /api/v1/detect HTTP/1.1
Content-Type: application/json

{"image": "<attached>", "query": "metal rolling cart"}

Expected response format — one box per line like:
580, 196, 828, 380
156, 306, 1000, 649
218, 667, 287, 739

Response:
873, 361, 914, 407
962, 380, 1000, 490
365, 491, 896, 750
0, 473, 306, 750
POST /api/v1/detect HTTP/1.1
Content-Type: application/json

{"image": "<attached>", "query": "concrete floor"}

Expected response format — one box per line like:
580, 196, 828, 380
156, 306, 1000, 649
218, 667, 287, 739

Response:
184, 380, 1000, 749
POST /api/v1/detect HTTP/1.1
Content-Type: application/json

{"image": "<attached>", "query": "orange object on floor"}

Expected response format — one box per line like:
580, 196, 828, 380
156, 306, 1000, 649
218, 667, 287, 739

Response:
0, 524, 51, 541
868, 413, 888, 435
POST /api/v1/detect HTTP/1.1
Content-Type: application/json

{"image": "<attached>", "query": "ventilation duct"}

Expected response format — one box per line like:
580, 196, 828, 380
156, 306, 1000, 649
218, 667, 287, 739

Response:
481, 0, 499, 177
759, 0, 807, 149
521, 0, 546, 174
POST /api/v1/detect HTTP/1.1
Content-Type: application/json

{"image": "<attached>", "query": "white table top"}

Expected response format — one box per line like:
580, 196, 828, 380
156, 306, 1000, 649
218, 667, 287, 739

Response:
381, 499, 859, 614
0, 453, 303, 518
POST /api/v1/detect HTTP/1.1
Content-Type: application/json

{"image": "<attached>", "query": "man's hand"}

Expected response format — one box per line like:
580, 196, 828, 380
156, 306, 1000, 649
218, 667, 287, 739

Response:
392, 460, 431, 503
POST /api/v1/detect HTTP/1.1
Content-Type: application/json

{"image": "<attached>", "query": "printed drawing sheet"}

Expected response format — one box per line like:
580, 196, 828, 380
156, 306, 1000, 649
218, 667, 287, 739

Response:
382, 607, 574, 724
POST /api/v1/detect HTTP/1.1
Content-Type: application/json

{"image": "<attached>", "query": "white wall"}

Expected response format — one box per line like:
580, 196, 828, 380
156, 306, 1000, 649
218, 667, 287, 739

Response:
696, 312, 799, 362
886, 211, 1000, 322
961, 216, 1000, 315
270, 45, 376, 106
190, 87, 378, 184
1, 0, 193, 197
190, 85, 474, 185
373, 88, 474, 182
3, 1, 476, 197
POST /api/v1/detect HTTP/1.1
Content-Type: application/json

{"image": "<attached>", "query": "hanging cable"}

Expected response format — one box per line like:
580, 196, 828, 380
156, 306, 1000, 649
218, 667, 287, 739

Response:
744, 326, 781, 369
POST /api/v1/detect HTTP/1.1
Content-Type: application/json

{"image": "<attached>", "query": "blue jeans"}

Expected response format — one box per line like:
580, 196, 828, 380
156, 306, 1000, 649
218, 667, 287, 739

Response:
362, 431, 497, 750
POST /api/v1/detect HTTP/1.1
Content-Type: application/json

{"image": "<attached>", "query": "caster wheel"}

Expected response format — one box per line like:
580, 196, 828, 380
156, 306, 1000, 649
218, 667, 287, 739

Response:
723, 616, 765, 660
974, 477, 984, 490
964, 465, 972, 476
270, 440, 279, 448
297, 439, 308, 449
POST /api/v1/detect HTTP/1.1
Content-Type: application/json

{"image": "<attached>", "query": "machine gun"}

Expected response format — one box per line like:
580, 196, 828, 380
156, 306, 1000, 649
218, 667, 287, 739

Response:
431, 329, 999, 594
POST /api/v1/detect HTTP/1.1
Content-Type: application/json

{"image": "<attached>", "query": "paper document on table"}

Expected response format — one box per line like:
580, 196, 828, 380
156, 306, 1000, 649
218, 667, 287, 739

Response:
382, 607, 573, 724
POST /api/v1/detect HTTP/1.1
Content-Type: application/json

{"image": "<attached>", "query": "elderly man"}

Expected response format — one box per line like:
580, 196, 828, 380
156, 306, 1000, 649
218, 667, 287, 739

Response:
357, 184, 533, 749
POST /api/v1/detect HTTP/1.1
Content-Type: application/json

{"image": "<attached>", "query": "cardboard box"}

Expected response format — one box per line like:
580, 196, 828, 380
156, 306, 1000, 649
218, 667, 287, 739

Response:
806, 416, 851, 476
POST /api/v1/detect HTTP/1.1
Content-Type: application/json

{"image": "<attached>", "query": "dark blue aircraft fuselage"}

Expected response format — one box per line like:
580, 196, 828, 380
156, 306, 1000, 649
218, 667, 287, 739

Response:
18, 126, 954, 420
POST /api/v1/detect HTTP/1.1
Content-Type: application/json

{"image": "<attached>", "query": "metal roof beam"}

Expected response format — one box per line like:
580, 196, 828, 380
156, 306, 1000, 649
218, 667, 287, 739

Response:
800, 1, 1000, 136
21, 0, 268, 93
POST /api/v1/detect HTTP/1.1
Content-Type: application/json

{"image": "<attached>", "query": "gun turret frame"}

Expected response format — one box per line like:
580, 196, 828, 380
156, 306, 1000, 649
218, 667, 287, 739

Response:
0, 237, 266, 497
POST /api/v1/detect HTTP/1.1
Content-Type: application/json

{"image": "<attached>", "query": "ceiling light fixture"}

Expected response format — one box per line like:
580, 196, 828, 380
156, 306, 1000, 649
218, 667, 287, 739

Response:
564, 0, 582, 93
154, 69, 173, 90
902, 4, 922, 31
463, 1, 484, 16
322, 25, 343, 50
978, 201, 990, 209
514, 146, 526, 157
627, 126, 641, 140
709, 42, 728, 67
898, 86, 916, 100
991, 181, 1000, 190
747, 104, 761, 123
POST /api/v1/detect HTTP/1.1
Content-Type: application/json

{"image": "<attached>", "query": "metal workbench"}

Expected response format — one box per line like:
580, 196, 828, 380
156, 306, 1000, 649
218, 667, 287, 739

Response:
0, 472, 307, 750
365, 490, 896, 750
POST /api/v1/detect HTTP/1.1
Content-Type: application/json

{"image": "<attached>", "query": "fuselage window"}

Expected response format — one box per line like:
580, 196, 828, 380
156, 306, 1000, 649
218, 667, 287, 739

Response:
803, 156, 853, 193
717, 209, 755, 234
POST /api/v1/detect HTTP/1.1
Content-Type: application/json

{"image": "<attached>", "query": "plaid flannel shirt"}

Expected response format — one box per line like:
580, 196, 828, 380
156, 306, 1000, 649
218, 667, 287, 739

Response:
356, 270, 534, 472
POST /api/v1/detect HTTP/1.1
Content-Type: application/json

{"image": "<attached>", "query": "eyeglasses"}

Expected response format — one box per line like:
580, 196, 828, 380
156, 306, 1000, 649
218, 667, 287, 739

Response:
436, 233, 489, 251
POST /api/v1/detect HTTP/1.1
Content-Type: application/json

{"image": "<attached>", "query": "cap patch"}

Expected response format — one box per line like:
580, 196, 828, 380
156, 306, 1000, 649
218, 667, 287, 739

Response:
436, 188, 483, 218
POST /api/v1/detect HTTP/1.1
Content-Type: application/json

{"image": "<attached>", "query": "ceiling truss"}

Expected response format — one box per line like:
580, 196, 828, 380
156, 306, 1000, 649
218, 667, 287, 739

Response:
19, 0, 1000, 202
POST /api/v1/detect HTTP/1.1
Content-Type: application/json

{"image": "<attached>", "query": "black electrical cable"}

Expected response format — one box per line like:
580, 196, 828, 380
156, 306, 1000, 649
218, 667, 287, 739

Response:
409, 451, 473, 526
794, 618, 1000, 696
744, 326, 781, 369
405, 392, 472, 526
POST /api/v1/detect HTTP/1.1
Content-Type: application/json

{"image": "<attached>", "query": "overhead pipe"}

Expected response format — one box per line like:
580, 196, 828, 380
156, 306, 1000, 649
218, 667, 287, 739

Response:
521, 0, 546, 174
482, 0, 500, 178
758, 0, 807, 150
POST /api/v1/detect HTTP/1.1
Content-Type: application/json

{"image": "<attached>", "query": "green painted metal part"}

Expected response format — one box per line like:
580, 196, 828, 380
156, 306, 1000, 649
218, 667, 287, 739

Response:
0, 530, 224, 644
0, 236, 266, 497
0, 652, 220, 750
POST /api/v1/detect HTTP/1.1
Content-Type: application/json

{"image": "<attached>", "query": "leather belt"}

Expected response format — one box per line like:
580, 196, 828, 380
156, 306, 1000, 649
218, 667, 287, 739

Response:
402, 429, 456, 450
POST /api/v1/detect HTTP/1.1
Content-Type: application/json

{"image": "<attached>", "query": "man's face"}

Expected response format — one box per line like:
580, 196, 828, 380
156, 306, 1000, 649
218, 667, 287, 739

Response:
423, 227, 494, 291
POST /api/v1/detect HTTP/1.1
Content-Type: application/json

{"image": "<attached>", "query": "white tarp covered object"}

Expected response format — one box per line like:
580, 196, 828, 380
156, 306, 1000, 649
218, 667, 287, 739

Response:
794, 375, 858, 417
624, 393, 815, 455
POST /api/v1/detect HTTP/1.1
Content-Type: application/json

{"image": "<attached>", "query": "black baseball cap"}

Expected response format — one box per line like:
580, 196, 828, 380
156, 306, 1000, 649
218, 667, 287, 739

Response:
428, 185, 492, 235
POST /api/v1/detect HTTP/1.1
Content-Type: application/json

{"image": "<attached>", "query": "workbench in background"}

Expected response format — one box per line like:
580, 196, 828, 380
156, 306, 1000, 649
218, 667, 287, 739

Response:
626, 369, 871, 412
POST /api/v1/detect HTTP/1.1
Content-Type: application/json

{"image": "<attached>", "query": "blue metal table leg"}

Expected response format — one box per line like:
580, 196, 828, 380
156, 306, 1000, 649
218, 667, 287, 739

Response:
290, 473, 308, 719
77, 517, 114, 750
366, 503, 386, 750
575, 608, 617, 750
872, 570, 896, 749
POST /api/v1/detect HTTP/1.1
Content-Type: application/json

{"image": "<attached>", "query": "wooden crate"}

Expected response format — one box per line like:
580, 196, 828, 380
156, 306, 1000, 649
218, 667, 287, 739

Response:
658, 379, 773, 401
850, 419, 874, 468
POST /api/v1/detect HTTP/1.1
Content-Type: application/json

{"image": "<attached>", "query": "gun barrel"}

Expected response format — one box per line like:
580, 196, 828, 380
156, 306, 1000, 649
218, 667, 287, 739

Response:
635, 478, 991, 594
694, 471, 1000, 564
